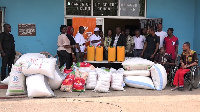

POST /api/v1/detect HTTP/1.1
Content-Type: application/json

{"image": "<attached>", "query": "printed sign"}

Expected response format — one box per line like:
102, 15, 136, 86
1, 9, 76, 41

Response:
18, 24, 36, 36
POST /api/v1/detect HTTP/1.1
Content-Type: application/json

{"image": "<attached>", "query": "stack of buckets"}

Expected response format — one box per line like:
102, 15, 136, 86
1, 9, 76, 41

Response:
87, 46, 125, 62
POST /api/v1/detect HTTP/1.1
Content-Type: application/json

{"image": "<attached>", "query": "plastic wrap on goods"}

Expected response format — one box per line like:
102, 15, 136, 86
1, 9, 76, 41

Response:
122, 57, 154, 70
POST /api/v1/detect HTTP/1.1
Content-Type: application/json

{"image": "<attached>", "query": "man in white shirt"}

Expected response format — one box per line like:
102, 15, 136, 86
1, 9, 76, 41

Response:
155, 24, 168, 48
75, 26, 86, 62
90, 27, 102, 47
133, 30, 146, 57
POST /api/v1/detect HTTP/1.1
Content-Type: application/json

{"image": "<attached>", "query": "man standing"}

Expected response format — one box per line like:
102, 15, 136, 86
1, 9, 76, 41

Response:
133, 30, 146, 57
155, 24, 168, 48
0, 24, 16, 81
171, 42, 198, 91
90, 27, 103, 47
141, 27, 160, 61
110, 27, 126, 47
125, 28, 134, 57
75, 26, 85, 62
163, 28, 179, 61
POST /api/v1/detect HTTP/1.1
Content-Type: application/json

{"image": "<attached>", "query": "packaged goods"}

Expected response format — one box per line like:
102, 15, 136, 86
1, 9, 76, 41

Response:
95, 46, 103, 61
150, 64, 167, 90
108, 47, 116, 62
94, 69, 112, 92
71, 62, 95, 70
122, 57, 154, 70
73, 77, 86, 92
110, 68, 124, 91
125, 76, 155, 90
117, 46, 125, 62
48, 66, 65, 90
20, 58, 56, 79
60, 73, 75, 92
26, 74, 54, 97
6, 64, 26, 96
86, 70, 97, 89
123, 70, 150, 77
16, 53, 46, 63
87, 46, 95, 61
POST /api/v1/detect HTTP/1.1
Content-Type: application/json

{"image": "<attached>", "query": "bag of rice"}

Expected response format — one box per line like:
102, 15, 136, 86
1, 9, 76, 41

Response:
26, 74, 54, 98
150, 64, 167, 90
6, 64, 26, 96
48, 66, 65, 90
20, 58, 56, 79
94, 68, 112, 93
86, 70, 97, 90
122, 57, 154, 70
125, 76, 155, 90
111, 68, 124, 91
123, 70, 150, 77
16, 53, 46, 63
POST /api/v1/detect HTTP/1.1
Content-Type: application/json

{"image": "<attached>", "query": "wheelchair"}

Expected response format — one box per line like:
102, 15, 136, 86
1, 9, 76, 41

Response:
167, 55, 200, 91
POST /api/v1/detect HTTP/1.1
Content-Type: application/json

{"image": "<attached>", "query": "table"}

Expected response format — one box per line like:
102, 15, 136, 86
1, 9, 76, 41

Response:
84, 60, 123, 64
84, 60, 123, 69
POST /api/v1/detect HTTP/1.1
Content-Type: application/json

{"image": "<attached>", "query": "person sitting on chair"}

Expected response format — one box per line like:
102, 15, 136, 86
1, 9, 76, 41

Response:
171, 42, 198, 91
154, 47, 175, 71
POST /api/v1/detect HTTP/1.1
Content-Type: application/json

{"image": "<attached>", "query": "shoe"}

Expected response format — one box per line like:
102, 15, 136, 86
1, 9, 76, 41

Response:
178, 87, 184, 91
171, 87, 178, 91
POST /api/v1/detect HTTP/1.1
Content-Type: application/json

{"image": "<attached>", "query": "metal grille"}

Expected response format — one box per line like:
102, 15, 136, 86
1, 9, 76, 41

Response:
66, 0, 91, 16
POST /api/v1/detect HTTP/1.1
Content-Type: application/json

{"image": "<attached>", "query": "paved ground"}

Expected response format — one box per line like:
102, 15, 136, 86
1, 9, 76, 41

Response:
0, 85, 200, 112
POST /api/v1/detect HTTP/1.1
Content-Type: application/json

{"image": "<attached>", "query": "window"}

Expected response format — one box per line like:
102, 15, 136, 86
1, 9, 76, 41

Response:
93, 0, 118, 16
66, 0, 91, 16
120, 0, 145, 17
65, 0, 146, 17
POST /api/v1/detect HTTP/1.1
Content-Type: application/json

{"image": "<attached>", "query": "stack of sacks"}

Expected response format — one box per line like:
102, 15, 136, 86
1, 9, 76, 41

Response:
13, 53, 60, 98
123, 58, 155, 90
110, 68, 125, 91
150, 64, 167, 90
94, 68, 112, 93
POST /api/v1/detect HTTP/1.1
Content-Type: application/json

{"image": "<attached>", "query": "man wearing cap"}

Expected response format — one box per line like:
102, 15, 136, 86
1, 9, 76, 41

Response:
89, 27, 103, 47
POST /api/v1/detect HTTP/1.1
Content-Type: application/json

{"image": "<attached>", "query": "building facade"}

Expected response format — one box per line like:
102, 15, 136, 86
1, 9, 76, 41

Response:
0, 0, 199, 56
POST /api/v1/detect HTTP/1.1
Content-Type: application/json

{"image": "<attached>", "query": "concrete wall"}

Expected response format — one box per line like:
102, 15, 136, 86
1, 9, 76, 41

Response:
194, 0, 200, 55
147, 0, 196, 53
0, 0, 64, 56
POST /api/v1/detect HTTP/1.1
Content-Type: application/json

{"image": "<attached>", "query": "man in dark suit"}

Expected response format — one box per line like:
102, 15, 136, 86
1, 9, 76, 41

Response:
110, 27, 126, 47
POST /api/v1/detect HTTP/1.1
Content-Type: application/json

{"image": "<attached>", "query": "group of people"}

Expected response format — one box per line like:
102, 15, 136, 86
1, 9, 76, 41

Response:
57, 23, 199, 91
0, 23, 198, 92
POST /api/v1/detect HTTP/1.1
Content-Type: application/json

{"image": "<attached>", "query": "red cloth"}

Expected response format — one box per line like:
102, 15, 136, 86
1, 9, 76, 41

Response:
163, 36, 179, 60
173, 69, 190, 86
67, 26, 73, 35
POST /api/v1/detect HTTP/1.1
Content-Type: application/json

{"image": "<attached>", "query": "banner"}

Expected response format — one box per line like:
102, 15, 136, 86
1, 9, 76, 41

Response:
72, 17, 96, 47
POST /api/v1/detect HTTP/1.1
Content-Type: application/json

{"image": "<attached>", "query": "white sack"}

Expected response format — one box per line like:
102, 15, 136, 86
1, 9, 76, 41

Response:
26, 74, 54, 98
16, 53, 46, 63
94, 69, 111, 92
20, 58, 56, 79
86, 70, 97, 90
125, 76, 155, 90
111, 68, 124, 91
1, 76, 9, 85
6, 65, 26, 96
123, 70, 150, 77
122, 57, 154, 70
48, 66, 65, 90
150, 64, 167, 91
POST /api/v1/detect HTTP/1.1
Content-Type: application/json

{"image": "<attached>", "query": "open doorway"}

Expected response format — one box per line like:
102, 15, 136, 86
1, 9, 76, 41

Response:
104, 19, 140, 36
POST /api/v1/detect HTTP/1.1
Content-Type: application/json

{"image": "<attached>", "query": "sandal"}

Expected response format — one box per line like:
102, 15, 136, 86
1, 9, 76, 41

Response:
171, 87, 178, 91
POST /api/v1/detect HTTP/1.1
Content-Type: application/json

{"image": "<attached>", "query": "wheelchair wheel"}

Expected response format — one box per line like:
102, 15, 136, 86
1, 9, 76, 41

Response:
192, 67, 200, 89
